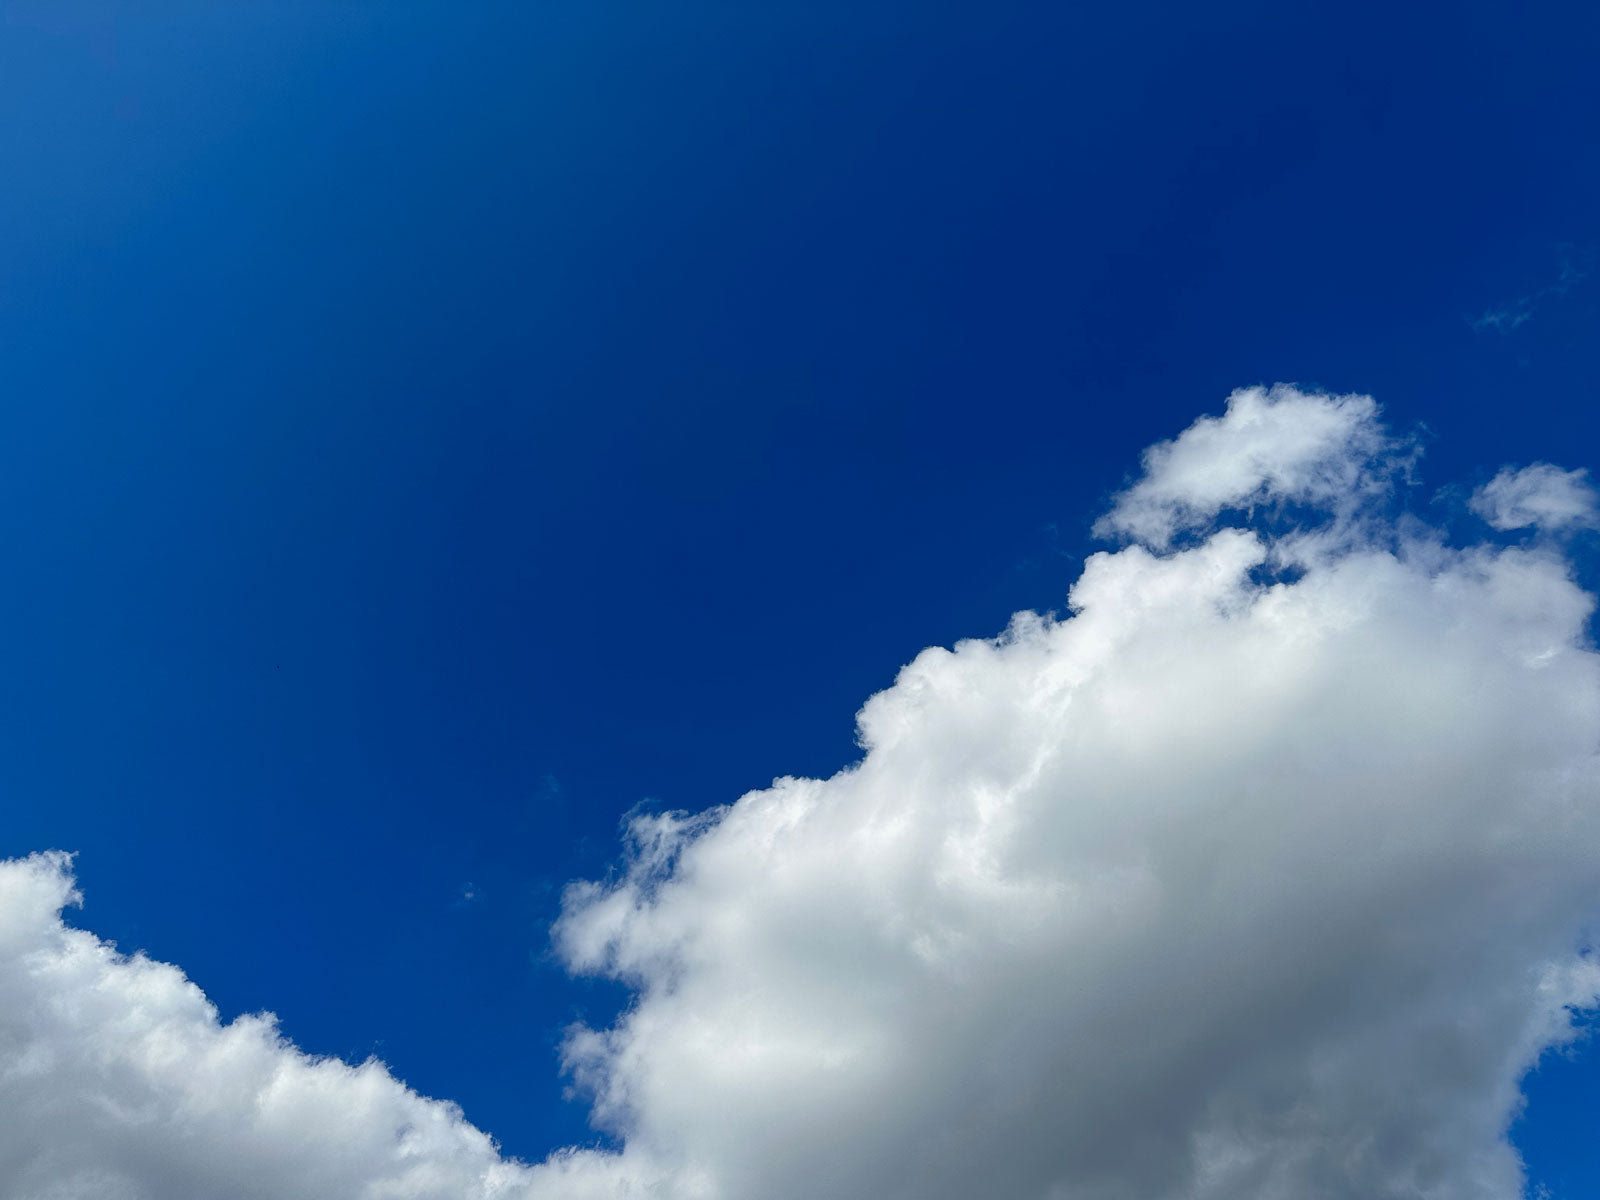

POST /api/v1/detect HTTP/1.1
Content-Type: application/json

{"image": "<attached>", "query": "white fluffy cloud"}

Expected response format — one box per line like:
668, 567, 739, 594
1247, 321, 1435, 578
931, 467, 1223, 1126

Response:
551, 386, 1600, 1199
1472, 463, 1599, 532
4, 386, 1600, 1200
0, 850, 541, 1199
1091, 384, 1406, 548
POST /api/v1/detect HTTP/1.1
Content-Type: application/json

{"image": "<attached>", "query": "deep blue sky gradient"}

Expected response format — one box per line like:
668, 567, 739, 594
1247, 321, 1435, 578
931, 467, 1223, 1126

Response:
2, 0, 1598, 1186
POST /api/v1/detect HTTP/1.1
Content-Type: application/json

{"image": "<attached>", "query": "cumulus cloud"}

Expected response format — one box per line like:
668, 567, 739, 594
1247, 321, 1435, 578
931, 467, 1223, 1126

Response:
551, 386, 1600, 1200
1472, 463, 1599, 532
0, 850, 553, 1199
1091, 384, 1407, 548
5, 385, 1600, 1200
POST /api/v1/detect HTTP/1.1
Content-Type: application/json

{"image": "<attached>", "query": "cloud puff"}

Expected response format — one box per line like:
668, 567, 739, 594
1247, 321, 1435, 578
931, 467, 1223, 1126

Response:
1472, 463, 1600, 532
4, 386, 1600, 1200
1091, 384, 1406, 548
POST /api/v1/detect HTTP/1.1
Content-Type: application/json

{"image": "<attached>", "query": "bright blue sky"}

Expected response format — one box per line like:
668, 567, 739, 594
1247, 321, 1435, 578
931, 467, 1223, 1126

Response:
2, 0, 1598, 1190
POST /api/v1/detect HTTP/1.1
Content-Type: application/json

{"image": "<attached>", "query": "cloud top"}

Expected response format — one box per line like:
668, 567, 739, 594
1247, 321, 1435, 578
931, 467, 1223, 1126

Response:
4, 387, 1600, 1200
1091, 385, 1405, 548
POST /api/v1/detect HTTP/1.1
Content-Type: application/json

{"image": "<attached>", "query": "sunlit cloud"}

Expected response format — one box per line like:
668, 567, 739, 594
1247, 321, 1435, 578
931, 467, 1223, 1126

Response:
5, 387, 1599, 1200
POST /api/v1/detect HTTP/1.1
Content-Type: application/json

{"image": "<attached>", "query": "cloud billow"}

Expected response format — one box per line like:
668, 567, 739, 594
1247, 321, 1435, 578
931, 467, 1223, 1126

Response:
552, 386, 1600, 1199
4, 385, 1600, 1199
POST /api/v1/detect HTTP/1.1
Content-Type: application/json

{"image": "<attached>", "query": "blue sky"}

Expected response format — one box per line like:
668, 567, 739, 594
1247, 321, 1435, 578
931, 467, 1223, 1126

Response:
2, 3, 1599, 1196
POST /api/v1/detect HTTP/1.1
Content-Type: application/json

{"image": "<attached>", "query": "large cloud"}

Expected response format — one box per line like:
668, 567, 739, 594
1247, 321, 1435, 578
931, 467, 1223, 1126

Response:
551, 386, 1600, 1199
4, 385, 1600, 1199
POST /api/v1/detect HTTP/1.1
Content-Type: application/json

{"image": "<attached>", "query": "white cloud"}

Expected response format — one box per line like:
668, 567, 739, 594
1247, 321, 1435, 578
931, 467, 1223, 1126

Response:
5, 386, 1600, 1200
0, 850, 560, 1199
552, 387, 1600, 1200
1091, 384, 1407, 548
1472, 463, 1599, 532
